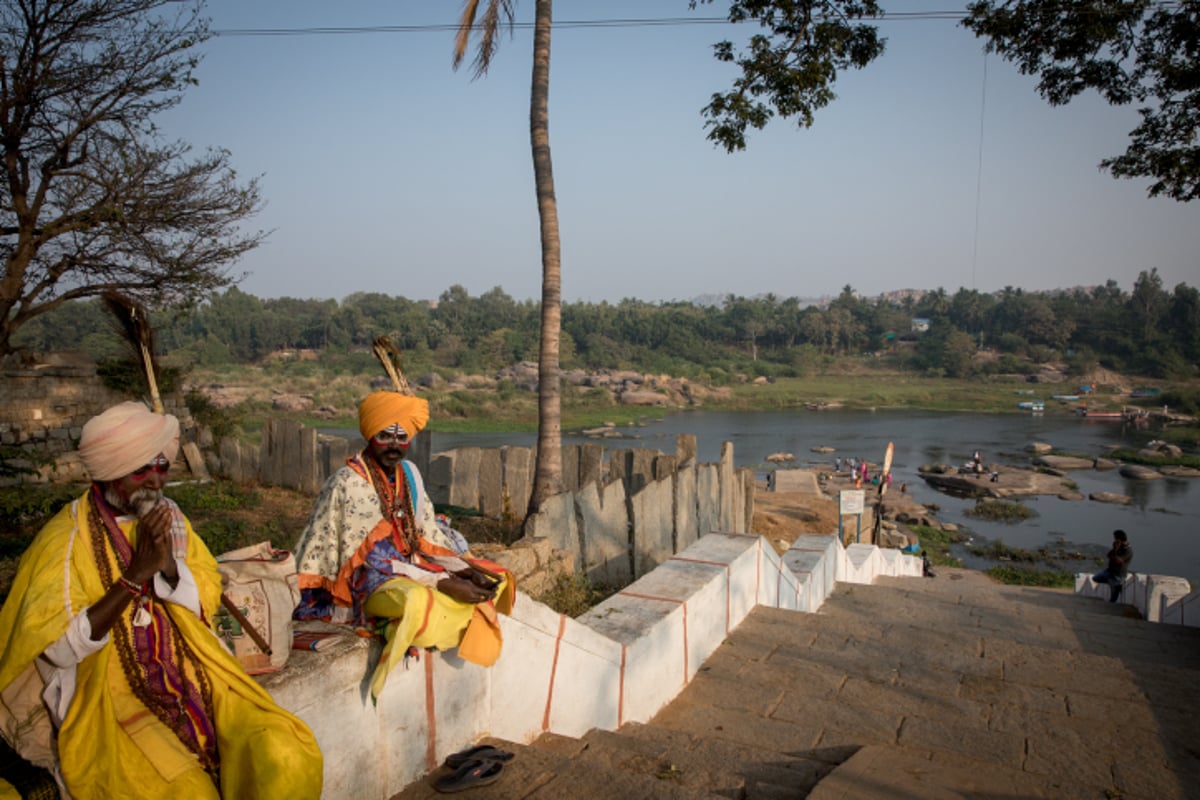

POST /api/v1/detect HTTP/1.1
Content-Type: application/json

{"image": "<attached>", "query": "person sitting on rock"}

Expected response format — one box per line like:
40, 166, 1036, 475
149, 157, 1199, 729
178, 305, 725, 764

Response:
293, 391, 515, 700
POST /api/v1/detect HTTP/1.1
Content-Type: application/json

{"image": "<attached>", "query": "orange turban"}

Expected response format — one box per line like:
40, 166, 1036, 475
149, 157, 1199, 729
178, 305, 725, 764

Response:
358, 392, 430, 441
79, 401, 181, 481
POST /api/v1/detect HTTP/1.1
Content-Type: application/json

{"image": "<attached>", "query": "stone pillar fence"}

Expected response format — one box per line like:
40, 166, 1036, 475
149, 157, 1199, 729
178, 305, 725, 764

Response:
1, 357, 753, 591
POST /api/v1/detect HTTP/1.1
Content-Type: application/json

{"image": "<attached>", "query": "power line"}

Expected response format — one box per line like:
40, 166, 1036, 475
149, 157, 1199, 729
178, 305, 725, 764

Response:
210, 3, 1186, 38
971, 51, 988, 293
210, 11, 975, 38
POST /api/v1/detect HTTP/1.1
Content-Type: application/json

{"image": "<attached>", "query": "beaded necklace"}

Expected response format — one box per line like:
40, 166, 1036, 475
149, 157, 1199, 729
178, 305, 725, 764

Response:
362, 456, 420, 559
87, 487, 220, 783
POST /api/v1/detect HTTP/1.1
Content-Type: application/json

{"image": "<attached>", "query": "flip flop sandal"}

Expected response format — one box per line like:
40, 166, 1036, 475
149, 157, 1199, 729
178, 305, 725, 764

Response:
443, 744, 514, 769
433, 758, 504, 793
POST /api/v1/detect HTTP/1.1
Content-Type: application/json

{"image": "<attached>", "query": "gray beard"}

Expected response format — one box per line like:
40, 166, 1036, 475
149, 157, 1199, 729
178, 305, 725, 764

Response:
103, 485, 163, 518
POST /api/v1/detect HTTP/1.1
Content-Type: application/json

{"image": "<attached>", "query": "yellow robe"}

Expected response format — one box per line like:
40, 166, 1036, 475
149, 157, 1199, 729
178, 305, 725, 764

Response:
0, 492, 323, 799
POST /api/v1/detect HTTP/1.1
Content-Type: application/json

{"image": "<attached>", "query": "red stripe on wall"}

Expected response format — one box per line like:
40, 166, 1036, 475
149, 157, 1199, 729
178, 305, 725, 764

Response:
424, 654, 437, 770
542, 614, 567, 731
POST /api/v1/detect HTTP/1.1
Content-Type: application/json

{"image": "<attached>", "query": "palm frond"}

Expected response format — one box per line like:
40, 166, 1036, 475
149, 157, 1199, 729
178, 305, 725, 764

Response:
453, 0, 516, 79
102, 291, 163, 413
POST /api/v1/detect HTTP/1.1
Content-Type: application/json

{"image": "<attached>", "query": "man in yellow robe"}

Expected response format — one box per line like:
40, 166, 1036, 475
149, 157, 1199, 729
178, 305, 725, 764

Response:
294, 391, 515, 700
0, 402, 323, 799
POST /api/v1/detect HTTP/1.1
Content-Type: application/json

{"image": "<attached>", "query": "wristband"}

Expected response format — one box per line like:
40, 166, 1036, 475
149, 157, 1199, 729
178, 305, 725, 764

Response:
117, 576, 146, 597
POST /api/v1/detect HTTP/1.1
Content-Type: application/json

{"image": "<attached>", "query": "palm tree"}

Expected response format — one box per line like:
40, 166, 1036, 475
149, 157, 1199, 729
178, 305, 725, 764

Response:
455, 0, 563, 516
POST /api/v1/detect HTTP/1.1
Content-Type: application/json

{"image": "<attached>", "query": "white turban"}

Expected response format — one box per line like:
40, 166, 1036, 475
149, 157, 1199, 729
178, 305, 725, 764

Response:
78, 402, 180, 482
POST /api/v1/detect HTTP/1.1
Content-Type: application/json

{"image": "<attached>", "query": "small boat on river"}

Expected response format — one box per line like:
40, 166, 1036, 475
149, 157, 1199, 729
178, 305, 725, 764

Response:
1017, 400, 1045, 412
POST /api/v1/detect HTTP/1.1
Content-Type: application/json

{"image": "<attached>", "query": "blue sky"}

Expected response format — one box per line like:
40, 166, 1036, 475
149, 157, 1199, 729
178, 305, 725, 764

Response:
160, 1, 1199, 305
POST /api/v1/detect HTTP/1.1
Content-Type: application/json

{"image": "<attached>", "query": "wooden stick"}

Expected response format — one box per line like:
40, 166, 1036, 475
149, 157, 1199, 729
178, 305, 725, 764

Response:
220, 592, 273, 656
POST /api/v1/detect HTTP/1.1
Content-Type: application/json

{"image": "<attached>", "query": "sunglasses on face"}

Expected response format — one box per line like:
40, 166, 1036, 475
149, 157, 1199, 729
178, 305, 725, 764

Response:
130, 455, 171, 480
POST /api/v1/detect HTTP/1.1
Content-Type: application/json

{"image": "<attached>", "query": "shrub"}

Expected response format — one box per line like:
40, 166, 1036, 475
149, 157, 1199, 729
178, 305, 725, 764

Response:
964, 500, 1037, 523
533, 571, 617, 617
985, 565, 1074, 588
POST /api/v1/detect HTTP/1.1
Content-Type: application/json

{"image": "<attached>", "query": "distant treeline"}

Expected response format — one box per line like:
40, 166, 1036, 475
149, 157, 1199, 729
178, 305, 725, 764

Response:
14, 269, 1199, 381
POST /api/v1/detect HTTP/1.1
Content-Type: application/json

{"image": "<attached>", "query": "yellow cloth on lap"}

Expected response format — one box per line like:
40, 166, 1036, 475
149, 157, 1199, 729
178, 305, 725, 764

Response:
364, 575, 510, 700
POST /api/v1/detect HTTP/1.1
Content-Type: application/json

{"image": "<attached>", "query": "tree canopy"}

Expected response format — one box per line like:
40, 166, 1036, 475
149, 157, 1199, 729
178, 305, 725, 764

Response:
692, 0, 887, 151
0, 0, 264, 356
964, 0, 1200, 201
17, 273, 1198, 382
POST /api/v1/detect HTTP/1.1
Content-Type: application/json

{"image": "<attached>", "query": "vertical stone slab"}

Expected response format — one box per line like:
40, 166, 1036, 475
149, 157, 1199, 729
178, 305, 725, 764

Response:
575, 479, 631, 588
426, 453, 455, 507
608, 450, 629, 487
218, 436, 243, 482
259, 418, 281, 487
579, 444, 604, 487
729, 464, 745, 535
561, 444, 581, 492
280, 419, 300, 490
631, 479, 674, 578
449, 447, 482, 510
180, 441, 210, 480
676, 434, 697, 466
718, 441, 736, 532
653, 454, 678, 481
524, 491, 578, 556
501, 446, 532, 520
629, 448, 657, 496
696, 464, 720, 537
673, 464, 699, 552
410, 431, 432, 483
478, 448, 504, 518
320, 435, 350, 486
295, 425, 320, 494
277, 419, 305, 492
242, 439, 261, 485
739, 467, 755, 534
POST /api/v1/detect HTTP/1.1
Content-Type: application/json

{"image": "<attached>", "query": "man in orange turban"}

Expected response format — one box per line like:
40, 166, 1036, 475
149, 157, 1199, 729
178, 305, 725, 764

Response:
0, 402, 323, 799
294, 391, 514, 699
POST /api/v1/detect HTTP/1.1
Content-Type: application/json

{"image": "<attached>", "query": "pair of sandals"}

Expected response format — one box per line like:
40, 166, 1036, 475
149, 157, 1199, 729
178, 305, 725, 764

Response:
433, 744, 514, 793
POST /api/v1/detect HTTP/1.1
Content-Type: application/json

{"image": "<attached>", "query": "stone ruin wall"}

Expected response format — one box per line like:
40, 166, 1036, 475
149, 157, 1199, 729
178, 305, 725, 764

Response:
0, 358, 199, 485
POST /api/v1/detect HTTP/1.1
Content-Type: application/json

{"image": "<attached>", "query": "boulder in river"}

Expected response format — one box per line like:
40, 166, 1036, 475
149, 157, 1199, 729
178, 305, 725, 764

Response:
1035, 454, 1095, 470
1118, 464, 1162, 481
1160, 466, 1200, 478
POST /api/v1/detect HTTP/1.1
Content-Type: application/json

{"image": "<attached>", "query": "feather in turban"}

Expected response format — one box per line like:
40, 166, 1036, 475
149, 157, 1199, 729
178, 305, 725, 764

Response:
358, 392, 430, 442
78, 401, 181, 482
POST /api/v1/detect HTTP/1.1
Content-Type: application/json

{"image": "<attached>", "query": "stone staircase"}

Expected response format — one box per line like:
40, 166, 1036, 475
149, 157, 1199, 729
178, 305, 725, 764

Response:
393, 568, 1200, 799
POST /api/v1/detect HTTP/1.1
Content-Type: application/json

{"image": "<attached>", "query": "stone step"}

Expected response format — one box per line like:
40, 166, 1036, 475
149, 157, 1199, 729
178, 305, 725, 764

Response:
576, 725, 748, 797
391, 734, 724, 799
597, 722, 849, 799
806, 744, 1066, 800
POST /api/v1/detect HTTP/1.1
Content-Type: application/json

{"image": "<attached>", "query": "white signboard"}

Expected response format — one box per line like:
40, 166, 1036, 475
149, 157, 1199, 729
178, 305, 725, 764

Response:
839, 489, 865, 516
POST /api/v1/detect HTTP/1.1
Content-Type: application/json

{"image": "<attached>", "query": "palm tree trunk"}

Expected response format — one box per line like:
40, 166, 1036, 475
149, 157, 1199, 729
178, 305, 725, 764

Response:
527, 0, 563, 517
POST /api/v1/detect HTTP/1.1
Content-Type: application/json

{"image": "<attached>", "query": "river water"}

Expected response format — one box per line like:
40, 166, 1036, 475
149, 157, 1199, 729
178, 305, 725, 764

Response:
405, 409, 1199, 586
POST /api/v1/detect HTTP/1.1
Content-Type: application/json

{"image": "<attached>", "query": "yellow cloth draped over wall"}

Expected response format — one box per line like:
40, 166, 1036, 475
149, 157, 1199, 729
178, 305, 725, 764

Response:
0, 492, 323, 800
